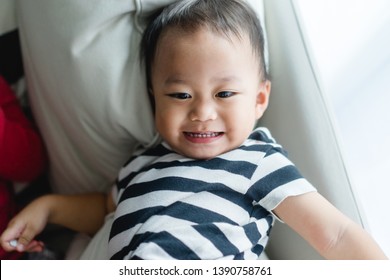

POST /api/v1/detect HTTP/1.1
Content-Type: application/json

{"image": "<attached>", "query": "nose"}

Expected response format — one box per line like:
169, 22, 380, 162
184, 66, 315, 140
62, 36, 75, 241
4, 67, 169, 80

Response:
189, 99, 217, 122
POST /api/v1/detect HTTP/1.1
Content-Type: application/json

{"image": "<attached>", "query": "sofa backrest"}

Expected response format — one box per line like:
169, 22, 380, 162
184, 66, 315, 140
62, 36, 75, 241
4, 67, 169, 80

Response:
261, 0, 366, 259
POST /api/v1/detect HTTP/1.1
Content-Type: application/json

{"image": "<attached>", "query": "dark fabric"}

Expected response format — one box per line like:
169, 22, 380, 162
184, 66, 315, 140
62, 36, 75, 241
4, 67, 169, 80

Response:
0, 30, 24, 84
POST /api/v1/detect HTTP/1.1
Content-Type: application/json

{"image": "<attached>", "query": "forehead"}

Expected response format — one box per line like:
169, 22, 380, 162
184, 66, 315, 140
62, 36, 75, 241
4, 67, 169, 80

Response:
154, 25, 256, 63
151, 26, 262, 86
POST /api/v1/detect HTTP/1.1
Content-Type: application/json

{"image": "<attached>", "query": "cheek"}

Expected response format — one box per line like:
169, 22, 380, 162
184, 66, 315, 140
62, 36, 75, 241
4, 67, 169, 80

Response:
225, 102, 255, 122
155, 111, 170, 129
155, 105, 170, 132
223, 101, 258, 133
155, 106, 182, 133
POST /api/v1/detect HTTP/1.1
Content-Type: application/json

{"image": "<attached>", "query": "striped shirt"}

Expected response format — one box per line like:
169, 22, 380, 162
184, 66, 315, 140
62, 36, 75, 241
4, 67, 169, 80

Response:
108, 127, 316, 259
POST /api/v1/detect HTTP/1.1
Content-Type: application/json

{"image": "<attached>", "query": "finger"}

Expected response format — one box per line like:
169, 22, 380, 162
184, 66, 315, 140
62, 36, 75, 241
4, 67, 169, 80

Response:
0, 222, 26, 251
8, 223, 40, 252
15, 233, 36, 252
0, 239, 18, 252
9, 239, 18, 248
24, 240, 45, 253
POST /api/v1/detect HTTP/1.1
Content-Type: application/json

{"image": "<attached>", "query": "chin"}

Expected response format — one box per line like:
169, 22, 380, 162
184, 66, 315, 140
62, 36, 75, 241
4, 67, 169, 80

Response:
181, 148, 225, 161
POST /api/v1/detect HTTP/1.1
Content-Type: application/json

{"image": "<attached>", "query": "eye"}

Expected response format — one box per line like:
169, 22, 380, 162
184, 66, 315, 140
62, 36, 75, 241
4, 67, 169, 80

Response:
215, 91, 235, 98
167, 92, 192, 99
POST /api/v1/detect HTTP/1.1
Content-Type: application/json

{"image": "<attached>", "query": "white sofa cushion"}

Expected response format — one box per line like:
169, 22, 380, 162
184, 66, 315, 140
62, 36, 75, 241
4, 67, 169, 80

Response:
0, 0, 17, 35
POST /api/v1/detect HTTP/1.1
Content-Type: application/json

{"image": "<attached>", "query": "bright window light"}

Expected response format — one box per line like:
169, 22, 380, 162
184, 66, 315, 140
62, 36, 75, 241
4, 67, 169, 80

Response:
295, 0, 390, 256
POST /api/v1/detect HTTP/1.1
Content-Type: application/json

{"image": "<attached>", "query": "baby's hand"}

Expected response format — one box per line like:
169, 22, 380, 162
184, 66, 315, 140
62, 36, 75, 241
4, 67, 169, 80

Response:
0, 196, 50, 252
7, 239, 44, 253
0, 216, 45, 253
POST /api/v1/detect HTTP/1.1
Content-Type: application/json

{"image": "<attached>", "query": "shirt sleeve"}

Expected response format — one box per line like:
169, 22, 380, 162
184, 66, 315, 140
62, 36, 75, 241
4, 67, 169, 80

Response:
246, 129, 316, 211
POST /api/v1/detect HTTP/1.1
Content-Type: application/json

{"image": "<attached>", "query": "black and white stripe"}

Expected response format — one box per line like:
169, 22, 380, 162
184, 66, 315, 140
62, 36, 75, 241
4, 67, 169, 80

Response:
109, 127, 316, 259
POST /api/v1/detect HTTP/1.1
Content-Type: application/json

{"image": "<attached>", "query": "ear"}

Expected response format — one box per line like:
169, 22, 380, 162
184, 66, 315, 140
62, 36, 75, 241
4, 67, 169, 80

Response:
255, 80, 271, 120
147, 86, 156, 114
148, 86, 154, 96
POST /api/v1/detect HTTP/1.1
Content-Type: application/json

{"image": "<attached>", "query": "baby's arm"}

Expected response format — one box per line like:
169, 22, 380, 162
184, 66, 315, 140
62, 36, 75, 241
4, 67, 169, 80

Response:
0, 192, 111, 253
274, 192, 388, 259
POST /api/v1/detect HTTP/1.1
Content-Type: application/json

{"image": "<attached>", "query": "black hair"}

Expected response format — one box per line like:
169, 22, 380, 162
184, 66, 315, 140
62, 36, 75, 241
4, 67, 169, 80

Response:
141, 0, 268, 95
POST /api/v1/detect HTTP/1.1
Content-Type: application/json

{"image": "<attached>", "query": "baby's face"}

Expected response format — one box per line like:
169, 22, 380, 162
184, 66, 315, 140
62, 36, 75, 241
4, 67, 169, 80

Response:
151, 27, 270, 159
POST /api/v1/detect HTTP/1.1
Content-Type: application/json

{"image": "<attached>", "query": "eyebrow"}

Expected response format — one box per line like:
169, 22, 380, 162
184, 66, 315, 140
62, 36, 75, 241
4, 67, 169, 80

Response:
164, 75, 241, 86
211, 75, 241, 83
164, 77, 187, 86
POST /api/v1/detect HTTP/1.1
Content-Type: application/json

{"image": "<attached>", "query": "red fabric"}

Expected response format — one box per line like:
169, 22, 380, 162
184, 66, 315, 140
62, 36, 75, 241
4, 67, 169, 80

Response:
0, 76, 47, 259
0, 76, 47, 181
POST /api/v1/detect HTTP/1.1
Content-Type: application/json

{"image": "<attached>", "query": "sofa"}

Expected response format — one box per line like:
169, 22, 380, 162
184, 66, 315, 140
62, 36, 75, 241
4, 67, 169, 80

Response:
2, 0, 366, 259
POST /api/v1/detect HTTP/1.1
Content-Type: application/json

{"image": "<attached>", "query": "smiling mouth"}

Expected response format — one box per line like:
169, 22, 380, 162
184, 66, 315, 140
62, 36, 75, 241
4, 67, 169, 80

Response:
183, 131, 224, 143
184, 132, 224, 138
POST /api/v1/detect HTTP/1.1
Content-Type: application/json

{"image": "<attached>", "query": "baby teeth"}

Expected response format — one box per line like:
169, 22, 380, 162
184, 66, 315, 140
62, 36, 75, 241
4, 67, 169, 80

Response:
187, 132, 220, 138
